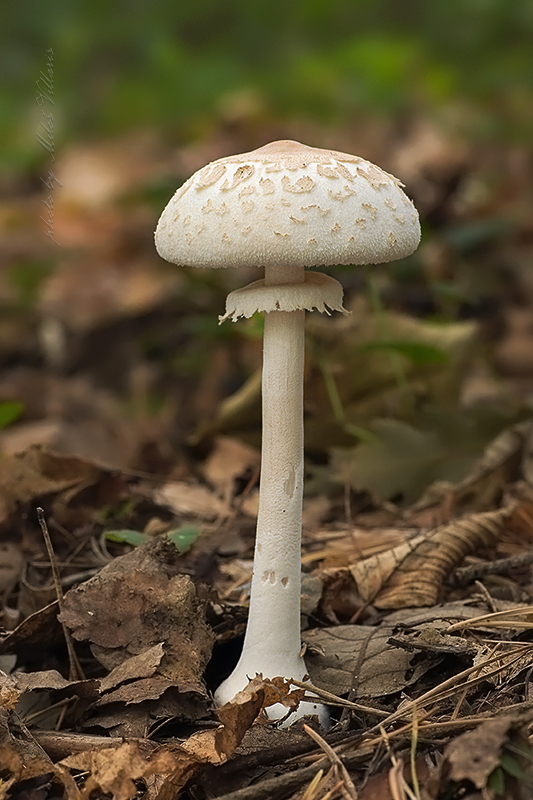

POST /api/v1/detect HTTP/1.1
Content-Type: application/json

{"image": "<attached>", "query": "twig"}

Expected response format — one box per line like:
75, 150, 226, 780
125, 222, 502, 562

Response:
446, 605, 533, 633
334, 644, 533, 754
22, 697, 73, 725
212, 704, 502, 800
409, 708, 421, 800
36, 507, 84, 681
290, 679, 389, 718
301, 769, 325, 800
304, 724, 358, 800
473, 579, 498, 614
454, 550, 533, 586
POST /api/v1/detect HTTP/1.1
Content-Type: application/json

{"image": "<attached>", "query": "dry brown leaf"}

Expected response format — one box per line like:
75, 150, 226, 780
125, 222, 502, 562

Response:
87, 693, 203, 739
13, 670, 98, 700
100, 643, 165, 693
350, 506, 512, 609
181, 729, 227, 766
60, 537, 214, 727
444, 716, 513, 789
61, 739, 195, 800
203, 436, 260, 506
180, 677, 271, 767
185, 676, 307, 766
302, 624, 441, 698
75, 740, 194, 800
96, 676, 175, 707
0, 732, 79, 800
0, 446, 102, 523
155, 480, 228, 519
79, 742, 139, 800
214, 675, 267, 757
262, 676, 307, 712
60, 537, 213, 676
0, 672, 20, 710
304, 602, 496, 698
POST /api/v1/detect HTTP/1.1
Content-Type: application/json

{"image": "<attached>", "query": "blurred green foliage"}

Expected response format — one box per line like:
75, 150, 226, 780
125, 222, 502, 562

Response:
2, 0, 533, 169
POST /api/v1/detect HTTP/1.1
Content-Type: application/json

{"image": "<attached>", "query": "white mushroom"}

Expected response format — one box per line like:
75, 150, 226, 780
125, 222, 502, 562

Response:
155, 140, 421, 724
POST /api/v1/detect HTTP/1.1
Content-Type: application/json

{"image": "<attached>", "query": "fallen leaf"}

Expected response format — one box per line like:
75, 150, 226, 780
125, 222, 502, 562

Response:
203, 436, 260, 507
59, 537, 214, 726
0, 712, 79, 799
96, 675, 175, 707
100, 643, 165, 692
13, 670, 98, 700
0, 446, 101, 523
332, 416, 486, 505
444, 717, 513, 789
61, 739, 196, 800
302, 624, 441, 698
76, 741, 168, 800
0, 672, 20, 710
214, 676, 267, 757
155, 481, 228, 519
350, 506, 512, 608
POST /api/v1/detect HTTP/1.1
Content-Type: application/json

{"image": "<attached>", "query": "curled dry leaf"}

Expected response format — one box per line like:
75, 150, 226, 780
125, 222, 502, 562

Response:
350, 506, 512, 609
214, 675, 268, 758
182, 676, 294, 768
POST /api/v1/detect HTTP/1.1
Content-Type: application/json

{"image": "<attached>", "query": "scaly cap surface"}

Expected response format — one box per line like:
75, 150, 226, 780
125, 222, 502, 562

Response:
155, 140, 420, 269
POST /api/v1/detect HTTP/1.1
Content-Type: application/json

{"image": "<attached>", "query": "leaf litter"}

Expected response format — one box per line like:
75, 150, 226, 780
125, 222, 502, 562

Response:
1, 121, 533, 799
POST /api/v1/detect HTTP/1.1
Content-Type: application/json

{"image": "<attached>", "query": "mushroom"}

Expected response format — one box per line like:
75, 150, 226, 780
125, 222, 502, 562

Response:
155, 140, 420, 723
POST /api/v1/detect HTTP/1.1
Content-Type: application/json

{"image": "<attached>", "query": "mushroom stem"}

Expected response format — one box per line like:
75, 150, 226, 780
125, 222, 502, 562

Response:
245, 306, 306, 677
215, 265, 325, 722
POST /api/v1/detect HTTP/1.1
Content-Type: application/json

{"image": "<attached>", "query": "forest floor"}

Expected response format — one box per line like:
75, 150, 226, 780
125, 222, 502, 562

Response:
1, 117, 533, 799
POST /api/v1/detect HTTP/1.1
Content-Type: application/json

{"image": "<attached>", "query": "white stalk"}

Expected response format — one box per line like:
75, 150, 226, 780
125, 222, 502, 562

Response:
216, 265, 325, 723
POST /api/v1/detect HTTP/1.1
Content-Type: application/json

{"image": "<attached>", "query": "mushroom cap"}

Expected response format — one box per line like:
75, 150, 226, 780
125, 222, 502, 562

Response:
155, 140, 420, 270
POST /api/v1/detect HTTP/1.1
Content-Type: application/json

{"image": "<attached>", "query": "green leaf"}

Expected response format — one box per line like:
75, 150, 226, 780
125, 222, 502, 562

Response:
333, 419, 442, 503
104, 529, 149, 546
0, 401, 24, 430
167, 526, 201, 553
103, 526, 200, 553
499, 753, 530, 781
487, 766, 506, 796
358, 340, 450, 366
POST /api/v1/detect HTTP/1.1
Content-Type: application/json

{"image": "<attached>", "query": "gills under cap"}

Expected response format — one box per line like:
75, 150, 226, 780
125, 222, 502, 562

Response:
155, 140, 420, 270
